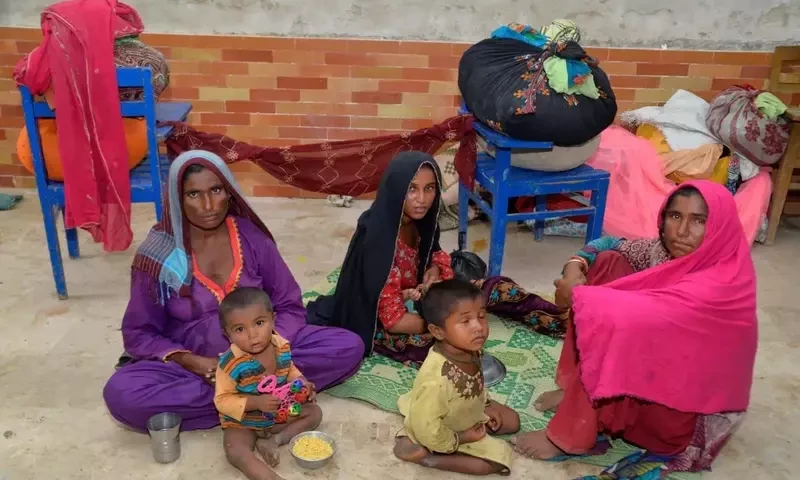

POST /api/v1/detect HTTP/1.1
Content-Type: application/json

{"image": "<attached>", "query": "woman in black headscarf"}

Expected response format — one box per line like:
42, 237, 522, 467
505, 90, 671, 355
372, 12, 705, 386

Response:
307, 151, 454, 367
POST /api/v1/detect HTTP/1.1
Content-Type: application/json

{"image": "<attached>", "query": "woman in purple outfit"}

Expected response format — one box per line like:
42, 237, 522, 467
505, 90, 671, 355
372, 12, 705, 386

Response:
102, 150, 364, 432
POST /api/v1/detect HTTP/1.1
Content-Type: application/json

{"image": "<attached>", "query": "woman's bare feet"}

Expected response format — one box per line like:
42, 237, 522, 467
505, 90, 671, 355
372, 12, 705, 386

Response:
509, 431, 564, 460
393, 436, 430, 464
256, 437, 280, 467
533, 389, 564, 412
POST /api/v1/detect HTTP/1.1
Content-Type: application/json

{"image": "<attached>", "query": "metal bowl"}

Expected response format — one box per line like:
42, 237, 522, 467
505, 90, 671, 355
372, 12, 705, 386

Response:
481, 353, 507, 388
288, 431, 337, 470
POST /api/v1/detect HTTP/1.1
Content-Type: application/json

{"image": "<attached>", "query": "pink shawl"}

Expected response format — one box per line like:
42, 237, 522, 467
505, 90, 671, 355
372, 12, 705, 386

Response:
586, 126, 771, 245
14, 0, 144, 251
572, 180, 758, 414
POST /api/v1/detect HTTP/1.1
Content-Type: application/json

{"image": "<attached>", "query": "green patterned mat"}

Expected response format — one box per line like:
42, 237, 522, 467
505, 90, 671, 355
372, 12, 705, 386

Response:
303, 269, 699, 479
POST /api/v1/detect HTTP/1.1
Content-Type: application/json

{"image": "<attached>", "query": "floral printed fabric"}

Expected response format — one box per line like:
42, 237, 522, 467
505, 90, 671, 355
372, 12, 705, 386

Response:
512, 41, 602, 119
576, 236, 670, 273
706, 85, 790, 167
614, 238, 671, 272
479, 276, 569, 338
377, 237, 454, 329
441, 358, 485, 400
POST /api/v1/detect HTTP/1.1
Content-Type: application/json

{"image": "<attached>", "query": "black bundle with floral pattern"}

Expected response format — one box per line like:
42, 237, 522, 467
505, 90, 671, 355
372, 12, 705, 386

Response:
458, 38, 617, 146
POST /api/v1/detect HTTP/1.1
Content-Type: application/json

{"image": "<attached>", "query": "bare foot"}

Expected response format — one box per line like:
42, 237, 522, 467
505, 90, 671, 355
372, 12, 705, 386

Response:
393, 436, 429, 464
509, 431, 564, 460
256, 437, 281, 467
534, 389, 564, 412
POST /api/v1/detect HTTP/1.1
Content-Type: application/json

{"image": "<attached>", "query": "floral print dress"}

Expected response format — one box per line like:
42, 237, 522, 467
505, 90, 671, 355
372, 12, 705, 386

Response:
373, 236, 454, 367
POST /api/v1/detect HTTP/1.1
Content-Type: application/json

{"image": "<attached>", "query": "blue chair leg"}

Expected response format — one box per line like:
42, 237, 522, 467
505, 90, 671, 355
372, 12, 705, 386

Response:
154, 190, 163, 222
534, 195, 547, 242
41, 202, 68, 299
586, 181, 609, 243
487, 199, 508, 277
487, 188, 508, 277
63, 211, 80, 259
457, 181, 469, 250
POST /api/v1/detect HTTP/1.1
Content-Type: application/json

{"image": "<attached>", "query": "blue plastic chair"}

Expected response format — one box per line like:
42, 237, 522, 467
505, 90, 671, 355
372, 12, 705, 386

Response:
19, 67, 193, 299
457, 109, 610, 277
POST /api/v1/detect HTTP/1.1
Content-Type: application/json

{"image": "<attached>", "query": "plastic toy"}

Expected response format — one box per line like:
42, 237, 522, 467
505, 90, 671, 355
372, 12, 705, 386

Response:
257, 376, 310, 422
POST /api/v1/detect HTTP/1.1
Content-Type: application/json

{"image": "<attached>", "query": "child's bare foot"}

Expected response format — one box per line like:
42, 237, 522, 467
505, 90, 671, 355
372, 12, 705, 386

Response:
224, 428, 285, 480
509, 431, 564, 460
533, 389, 564, 412
396, 438, 507, 475
393, 436, 429, 464
256, 437, 280, 467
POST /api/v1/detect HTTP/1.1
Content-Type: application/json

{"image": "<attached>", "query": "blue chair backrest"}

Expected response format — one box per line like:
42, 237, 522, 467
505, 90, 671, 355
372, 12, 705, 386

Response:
458, 100, 553, 174
18, 67, 160, 195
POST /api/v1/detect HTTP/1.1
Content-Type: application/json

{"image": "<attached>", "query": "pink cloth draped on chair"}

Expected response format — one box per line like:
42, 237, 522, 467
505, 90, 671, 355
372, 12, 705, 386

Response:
587, 126, 771, 244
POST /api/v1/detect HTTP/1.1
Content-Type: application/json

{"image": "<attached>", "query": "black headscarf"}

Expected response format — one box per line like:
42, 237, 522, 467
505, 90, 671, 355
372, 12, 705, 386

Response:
306, 151, 444, 357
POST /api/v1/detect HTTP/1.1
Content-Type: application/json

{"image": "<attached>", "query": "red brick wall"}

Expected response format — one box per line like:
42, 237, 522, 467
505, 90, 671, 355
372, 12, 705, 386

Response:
1, 27, 797, 196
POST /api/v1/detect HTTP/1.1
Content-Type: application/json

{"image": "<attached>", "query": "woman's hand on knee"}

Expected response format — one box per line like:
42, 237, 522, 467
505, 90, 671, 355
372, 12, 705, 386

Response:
554, 273, 585, 309
562, 262, 587, 284
169, 352, 219, 384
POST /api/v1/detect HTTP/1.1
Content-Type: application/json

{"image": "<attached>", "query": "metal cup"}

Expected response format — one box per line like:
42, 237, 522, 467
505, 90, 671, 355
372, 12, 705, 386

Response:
147, 413, 182, 464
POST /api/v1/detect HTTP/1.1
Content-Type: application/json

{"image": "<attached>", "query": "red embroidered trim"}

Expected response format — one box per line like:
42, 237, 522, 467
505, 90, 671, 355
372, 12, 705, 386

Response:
192, 217, 244, 303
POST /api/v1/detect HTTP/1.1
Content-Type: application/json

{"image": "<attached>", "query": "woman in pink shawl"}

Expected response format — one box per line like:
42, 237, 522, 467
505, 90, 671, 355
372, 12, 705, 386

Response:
511, 180, 758, 474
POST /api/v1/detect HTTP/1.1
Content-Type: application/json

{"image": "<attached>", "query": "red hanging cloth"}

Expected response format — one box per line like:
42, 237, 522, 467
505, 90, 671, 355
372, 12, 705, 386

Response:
165, 115, 479, 195
15, 0, 144, 251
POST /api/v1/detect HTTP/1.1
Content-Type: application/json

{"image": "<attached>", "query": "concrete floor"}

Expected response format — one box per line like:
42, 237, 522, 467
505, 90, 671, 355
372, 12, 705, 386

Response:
0, 192, 799, 480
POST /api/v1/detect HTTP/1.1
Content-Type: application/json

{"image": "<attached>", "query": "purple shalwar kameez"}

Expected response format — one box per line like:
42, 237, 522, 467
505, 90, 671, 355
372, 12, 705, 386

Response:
103, 217, 363, 432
